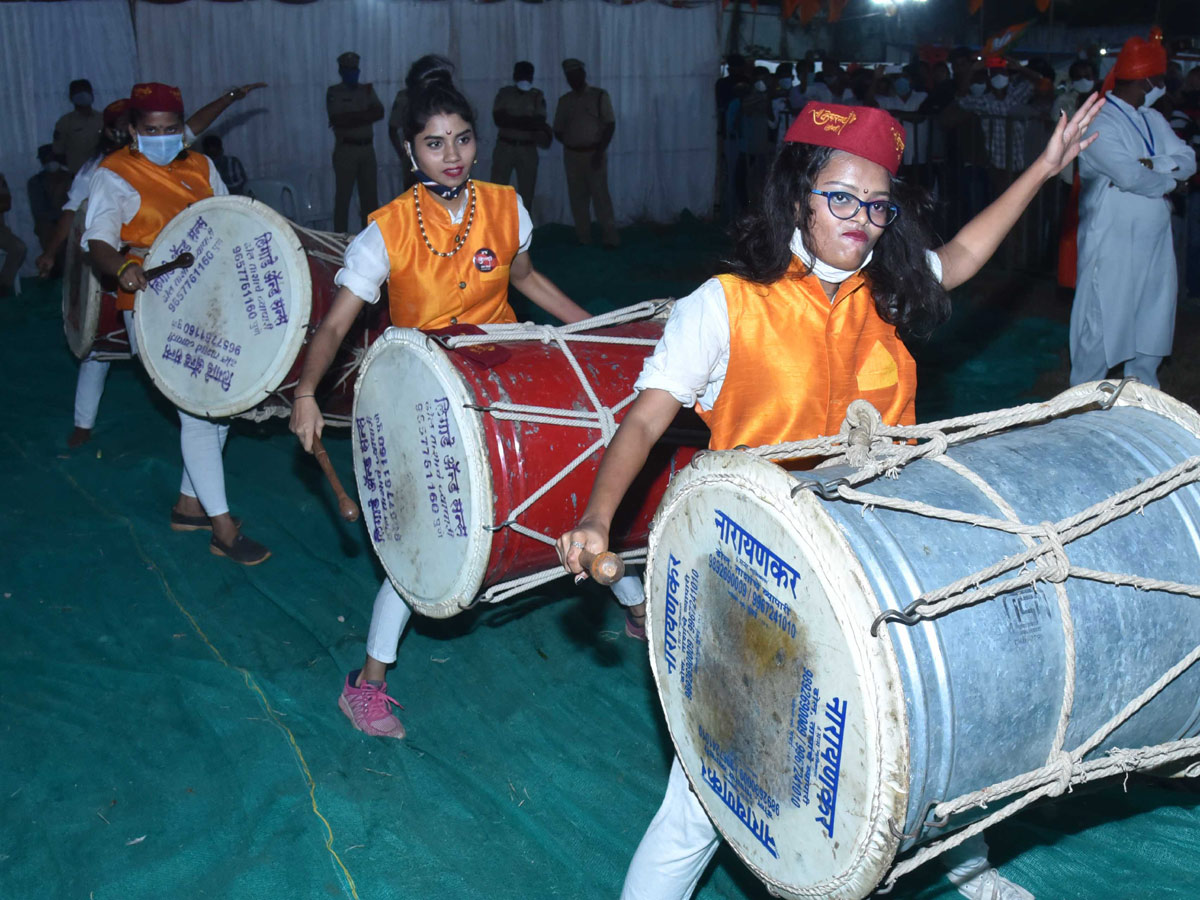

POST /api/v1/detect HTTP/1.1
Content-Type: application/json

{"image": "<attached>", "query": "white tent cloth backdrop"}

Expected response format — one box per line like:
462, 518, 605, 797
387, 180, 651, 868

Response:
0, 0, 138, 281
134, 0, 719, 233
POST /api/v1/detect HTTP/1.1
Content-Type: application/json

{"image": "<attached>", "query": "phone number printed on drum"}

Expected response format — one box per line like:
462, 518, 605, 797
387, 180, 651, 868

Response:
233, 231, 289, 337
787, 668, 850, 840
697, 724, 780, 858
357, 412, 400, 544
415, 398, 467, 540
160, 318, 242, 393
155, 215, 222, 314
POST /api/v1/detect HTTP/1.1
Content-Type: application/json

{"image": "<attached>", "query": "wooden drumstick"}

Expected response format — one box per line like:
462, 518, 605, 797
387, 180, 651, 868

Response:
578, 549, 625, 586
311, 433, 361, 522
142, 252, 195, 281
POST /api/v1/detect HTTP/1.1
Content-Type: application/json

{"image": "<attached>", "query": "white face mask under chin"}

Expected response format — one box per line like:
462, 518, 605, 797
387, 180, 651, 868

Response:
790, 228, 872, 286
1142, 84, 1166, 108
515, 80, 533, 92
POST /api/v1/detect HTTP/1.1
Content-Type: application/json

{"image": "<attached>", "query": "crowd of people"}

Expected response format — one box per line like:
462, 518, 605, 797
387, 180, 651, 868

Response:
715, 47, 1199, 284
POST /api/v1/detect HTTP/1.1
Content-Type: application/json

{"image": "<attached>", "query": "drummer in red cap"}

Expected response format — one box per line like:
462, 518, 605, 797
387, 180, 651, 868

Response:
82, 82, 270, 565
558, 94, 1105, 900
1070, 34, 1196, 390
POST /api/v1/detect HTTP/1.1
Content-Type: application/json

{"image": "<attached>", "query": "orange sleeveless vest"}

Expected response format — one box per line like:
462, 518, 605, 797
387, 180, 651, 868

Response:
99, 147, 213, 310
369, 181, 520, 329
698, 261, 917, 451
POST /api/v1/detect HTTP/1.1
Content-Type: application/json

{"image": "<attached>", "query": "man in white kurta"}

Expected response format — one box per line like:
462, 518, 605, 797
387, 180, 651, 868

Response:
1071, 40, 1196, 388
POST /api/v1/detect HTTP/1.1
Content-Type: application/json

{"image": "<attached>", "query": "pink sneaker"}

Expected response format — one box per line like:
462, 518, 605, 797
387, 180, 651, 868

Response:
338, 671, 406, 739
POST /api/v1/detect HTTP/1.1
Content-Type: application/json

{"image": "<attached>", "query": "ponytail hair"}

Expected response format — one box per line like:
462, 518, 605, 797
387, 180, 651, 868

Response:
402, 55, 476, 142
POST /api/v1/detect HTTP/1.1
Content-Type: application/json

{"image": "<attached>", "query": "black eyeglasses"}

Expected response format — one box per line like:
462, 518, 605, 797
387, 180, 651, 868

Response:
811, 190, 900, 227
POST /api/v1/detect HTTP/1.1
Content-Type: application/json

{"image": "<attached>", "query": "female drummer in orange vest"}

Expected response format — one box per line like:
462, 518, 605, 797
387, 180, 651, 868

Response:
83, 82, 270, 565
557, 96, 1104, 900
290, 55, 617, 740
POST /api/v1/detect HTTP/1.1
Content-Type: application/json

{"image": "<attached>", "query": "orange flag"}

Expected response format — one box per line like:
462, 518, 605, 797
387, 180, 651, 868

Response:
799, 0, 822, 23
828, 0, 848, 23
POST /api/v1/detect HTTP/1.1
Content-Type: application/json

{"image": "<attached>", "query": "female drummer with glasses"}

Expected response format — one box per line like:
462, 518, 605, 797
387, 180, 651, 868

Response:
290, 55, 649, 741
557, 97, 1104, 900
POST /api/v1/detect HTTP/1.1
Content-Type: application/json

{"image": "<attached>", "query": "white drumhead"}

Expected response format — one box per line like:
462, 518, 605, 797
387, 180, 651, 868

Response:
133, 195, 312, 418
351, 328, 494, 619
645, 450, 909, 900
62, 200, 102, 359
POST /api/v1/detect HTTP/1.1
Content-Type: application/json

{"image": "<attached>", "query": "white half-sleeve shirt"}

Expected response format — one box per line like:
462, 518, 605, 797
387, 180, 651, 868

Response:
334, 193, 534, 305
81, 154, 227, 250
634, 248, 944, 411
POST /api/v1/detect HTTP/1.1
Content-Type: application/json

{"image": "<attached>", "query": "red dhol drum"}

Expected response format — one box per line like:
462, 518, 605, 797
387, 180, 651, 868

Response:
351, 303, 708, 618
62, 200, 130, 360
132, 195, 389, 422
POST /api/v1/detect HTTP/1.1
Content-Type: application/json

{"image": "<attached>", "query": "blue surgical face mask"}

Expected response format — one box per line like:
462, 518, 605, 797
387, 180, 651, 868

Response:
340, 67, 360, 86
137, 133, 184, 166
969, 82, 987, 96
515, 80, 533, 92
71, 91, 93, 107
894, 77, 911, 96
990, 74, 1010, 91
778, 77, 793, 90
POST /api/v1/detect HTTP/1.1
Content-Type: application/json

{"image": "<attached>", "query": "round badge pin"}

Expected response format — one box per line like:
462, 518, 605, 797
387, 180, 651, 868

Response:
473, 248, 498, 273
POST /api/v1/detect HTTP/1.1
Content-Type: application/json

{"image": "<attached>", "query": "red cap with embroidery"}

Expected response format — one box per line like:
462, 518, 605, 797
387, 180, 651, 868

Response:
129, 82, 184, 115
103, 98, 129, 128
784, 102, 906, 176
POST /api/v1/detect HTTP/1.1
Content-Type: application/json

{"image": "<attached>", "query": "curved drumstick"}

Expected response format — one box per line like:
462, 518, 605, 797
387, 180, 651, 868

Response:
311, 433, 361, 522
578, 549, 625, 586
142, 252, 195, 281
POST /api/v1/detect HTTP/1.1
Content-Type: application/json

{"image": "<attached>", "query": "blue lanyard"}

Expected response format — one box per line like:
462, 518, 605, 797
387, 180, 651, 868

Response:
1111, 98, 1155, 156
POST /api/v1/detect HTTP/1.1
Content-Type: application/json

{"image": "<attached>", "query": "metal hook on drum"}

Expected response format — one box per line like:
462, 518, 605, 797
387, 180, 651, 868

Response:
887, 799, 951, 842
1097, 377, 1134, 410
870, 605, 924, 636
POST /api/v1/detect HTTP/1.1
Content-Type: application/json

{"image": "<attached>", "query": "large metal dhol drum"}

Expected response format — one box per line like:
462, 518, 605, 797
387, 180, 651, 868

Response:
62, 200, 129, 361
644, 382, 1200, 900
132, 195, 387, 421
351, 309, 705, 619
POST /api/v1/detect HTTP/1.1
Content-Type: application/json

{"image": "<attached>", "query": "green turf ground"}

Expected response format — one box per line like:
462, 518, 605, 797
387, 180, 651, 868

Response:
1, 220, 1196, 899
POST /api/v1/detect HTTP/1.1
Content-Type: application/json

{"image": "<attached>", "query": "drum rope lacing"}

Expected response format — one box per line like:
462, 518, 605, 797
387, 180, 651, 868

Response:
742, 379, 1200, 893
236, 224, 362, 425
436, 300, 672, 607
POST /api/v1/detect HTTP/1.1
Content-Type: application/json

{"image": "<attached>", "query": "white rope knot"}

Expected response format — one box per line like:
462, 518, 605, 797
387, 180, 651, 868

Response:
1035, 521, 1071, 583
1046, 749, 1074, 797
843, 400, 882, 447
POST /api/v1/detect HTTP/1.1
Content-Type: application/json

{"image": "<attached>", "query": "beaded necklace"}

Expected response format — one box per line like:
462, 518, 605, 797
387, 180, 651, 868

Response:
414, 180, 476, 258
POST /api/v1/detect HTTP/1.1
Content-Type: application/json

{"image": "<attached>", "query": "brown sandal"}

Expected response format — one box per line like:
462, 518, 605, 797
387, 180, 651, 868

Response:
209, 533, 271, 566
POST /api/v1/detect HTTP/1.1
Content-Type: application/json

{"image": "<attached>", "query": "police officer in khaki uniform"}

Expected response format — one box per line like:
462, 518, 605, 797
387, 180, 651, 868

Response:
553, 58, 618, 247
327, 51, 385, 233
52, 79, 103, 175
491, 61, 551, 211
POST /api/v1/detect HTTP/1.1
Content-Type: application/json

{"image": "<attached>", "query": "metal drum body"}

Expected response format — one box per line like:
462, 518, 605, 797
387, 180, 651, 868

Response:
62, 200, 129, 361
352, 322, 701, 619
132, 195, 387, 420
645, 383, 1200, 900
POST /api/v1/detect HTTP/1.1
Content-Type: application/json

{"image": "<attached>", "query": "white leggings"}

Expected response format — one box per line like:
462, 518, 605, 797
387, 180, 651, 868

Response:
73, 355, 111, 428
363, 573, 646, 667
178, 410, 230, 516
622, 756, 997, 900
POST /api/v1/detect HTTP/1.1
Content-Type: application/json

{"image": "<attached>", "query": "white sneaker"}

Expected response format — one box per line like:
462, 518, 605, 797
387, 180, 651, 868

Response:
949, 867, 1035, 900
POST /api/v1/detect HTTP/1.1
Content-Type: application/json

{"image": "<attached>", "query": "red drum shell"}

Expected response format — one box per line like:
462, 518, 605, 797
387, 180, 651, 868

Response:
352, 316, 706, 619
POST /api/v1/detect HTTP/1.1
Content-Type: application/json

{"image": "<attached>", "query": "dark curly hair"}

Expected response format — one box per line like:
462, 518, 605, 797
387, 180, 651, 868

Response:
402, 55, 476, 142
724, 144, 950, 339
